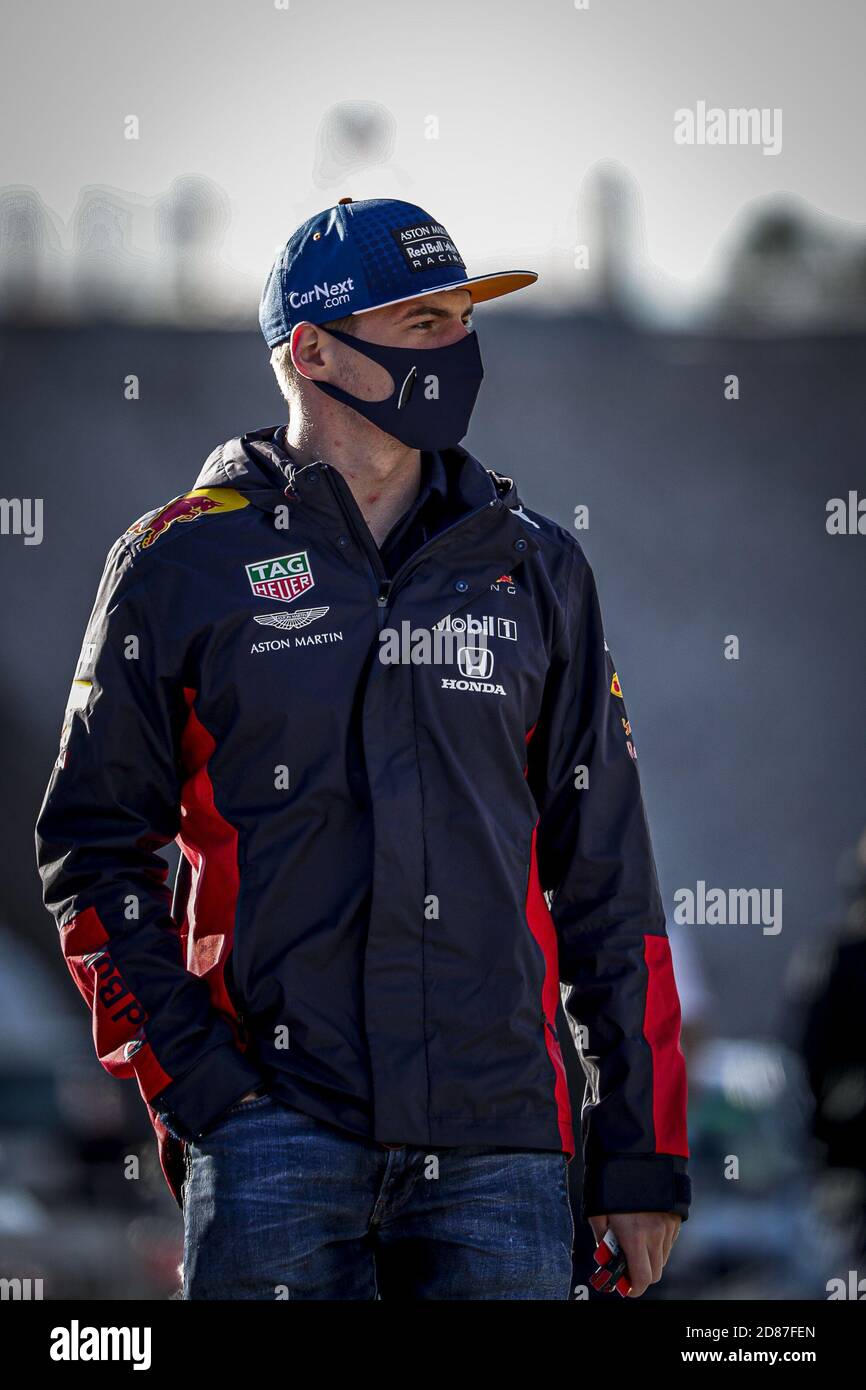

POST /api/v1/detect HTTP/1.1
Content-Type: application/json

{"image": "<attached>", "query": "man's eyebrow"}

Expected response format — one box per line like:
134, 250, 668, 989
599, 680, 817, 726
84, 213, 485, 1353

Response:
394, 300, 475, 321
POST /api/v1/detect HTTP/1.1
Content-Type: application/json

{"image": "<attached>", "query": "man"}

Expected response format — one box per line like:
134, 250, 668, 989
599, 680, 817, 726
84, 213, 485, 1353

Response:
35, 196, 690, 1300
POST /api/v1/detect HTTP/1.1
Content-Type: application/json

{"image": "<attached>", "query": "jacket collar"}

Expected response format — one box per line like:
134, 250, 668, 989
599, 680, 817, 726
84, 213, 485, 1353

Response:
193, 426, 538, 572
197, 425, 522, 512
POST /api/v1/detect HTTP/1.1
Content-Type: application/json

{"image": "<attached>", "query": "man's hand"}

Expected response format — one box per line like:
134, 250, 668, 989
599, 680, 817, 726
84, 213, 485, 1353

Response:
588, 1212, 681, 1297
236, 1087, 265, 1104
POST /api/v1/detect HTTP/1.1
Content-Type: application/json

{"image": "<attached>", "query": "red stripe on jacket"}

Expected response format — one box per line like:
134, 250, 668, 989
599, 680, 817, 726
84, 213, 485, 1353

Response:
177, 688, 243, 1030
523, 722, 575, 1156
524, 826, 577, 1156
60, 904, 172, 1101
642, 934, 690, 1156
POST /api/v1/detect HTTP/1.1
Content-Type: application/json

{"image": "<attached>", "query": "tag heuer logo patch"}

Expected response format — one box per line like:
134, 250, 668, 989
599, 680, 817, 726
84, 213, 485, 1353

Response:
246, 551, 315, 604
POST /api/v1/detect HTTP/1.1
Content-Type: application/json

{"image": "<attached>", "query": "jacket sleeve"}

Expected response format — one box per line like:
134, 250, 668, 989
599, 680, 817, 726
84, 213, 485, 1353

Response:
34, 536, 263, 1141
527, 542, 691, 1223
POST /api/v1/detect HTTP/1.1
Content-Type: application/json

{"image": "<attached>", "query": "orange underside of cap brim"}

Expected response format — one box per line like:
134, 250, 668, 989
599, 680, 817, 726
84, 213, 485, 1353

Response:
463, 271, 539, 303
351, 270, 538, 317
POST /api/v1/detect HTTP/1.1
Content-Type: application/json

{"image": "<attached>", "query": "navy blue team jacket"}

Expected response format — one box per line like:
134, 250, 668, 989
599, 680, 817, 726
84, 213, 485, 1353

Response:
35, 426, 691, 1221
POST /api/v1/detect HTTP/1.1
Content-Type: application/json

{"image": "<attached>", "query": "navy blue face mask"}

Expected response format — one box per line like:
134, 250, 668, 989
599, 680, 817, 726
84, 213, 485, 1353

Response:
311, 325, 485, 451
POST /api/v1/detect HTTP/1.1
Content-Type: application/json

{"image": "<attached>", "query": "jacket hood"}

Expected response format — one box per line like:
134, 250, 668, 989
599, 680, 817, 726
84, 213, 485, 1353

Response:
193, 425, 523, 516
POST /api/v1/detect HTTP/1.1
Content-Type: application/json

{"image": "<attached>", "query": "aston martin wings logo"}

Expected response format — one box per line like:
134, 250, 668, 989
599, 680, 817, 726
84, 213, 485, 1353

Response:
252, 606, 330, 631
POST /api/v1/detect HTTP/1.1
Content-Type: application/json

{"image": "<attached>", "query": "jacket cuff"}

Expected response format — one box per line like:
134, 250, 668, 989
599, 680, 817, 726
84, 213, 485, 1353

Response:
152, 1042, 264, 1142
581, 1154, 691, 1223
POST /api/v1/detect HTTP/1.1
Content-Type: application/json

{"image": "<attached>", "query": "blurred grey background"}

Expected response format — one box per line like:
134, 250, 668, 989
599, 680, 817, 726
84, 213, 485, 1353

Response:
1, 0, 864, 1300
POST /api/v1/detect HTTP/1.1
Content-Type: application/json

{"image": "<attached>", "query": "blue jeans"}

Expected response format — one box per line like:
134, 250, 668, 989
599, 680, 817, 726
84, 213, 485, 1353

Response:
182, 1094, 574, 1300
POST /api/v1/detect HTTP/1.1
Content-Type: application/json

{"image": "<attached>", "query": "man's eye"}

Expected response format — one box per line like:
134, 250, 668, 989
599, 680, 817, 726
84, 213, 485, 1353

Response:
409, 317, 472, 332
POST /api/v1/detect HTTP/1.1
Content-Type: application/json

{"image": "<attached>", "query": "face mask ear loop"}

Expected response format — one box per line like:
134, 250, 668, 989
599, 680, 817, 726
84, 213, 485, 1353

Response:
316, 325, 402, 407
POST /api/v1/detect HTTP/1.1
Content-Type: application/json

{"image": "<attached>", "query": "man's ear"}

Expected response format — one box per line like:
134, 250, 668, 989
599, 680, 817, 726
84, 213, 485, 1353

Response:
290, 321, 328, 382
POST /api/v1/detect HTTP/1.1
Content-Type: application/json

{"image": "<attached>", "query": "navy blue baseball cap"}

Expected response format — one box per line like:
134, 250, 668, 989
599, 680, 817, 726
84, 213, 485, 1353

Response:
259, 196, 538, 349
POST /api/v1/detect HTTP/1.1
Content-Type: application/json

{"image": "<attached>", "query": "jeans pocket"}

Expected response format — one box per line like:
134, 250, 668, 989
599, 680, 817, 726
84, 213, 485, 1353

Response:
200, 1084, 273, 1139
223, 1091, 274, 1117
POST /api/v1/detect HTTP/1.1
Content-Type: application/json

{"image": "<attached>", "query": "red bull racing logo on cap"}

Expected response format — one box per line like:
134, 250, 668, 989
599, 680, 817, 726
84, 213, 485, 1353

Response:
392, 220, 466, 274
126, 488, 248, 550
246, 551, 315, 604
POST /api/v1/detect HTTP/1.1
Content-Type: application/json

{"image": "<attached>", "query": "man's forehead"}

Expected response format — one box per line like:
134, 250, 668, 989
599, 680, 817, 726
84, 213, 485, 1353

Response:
376, 288, 474, 322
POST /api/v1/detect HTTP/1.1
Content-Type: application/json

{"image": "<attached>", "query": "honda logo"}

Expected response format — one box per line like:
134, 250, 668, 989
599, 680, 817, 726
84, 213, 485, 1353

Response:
457, 645, 494, 679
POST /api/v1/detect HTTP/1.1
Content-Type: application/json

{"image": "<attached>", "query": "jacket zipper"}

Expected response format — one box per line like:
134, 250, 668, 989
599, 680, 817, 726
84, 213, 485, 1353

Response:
322, 468, 390, 626
376, 580, 392, 630
323, 466, 505, 629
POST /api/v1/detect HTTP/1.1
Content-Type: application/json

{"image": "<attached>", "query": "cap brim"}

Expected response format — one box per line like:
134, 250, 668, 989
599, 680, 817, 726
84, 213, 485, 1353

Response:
351, 270, 538, 317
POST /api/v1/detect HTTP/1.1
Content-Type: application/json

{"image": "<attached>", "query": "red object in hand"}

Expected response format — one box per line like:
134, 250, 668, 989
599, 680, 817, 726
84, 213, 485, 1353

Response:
591, 1229, 632, 1296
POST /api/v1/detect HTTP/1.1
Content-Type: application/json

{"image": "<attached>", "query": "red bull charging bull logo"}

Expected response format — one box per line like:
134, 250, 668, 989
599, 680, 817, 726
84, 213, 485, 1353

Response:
126, 488, 248, 550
